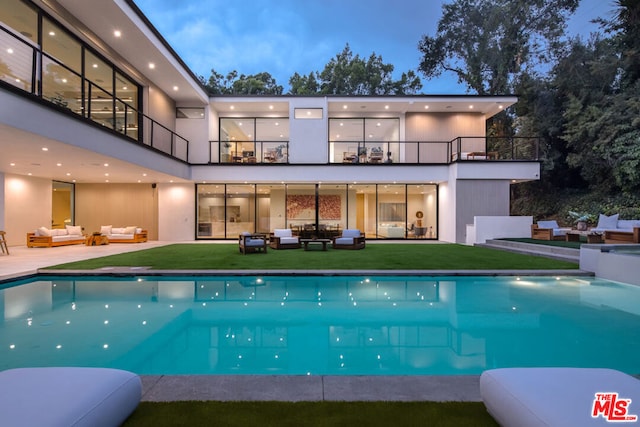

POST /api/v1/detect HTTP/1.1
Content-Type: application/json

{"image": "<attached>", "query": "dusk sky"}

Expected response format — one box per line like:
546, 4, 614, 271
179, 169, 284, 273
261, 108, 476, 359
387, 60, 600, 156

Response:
133, 0, 615, 93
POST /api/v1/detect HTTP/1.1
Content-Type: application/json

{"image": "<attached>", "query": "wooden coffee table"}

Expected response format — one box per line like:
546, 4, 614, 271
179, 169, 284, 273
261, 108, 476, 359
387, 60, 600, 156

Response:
300, 238, 330, 251
86, 234, 109, 246
565, 230, 603, 244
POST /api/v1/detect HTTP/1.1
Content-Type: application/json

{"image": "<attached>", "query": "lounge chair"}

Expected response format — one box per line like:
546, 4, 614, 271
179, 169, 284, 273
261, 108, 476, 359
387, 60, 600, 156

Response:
332, 229, 365, 250
531, 220, 571, 240
480, 368, 640, 427
239, 232, 268, 254
270, 228, 301, 249
0, 367, 141, 427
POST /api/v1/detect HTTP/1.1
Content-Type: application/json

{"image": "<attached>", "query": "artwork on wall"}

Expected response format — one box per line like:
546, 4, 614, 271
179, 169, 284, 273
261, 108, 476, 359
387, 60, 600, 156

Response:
286, 195, 341, 220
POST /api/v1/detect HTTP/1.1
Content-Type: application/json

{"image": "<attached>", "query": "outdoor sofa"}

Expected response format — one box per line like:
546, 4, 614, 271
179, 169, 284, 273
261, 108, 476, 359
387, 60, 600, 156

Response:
332, 229, 366, 249
269, 228, 300, 249
530, 220, 572, 241
239, 232, 268, 254
590, 214, 640, 244
100, 226, 148, 243
27, 225, 85, 248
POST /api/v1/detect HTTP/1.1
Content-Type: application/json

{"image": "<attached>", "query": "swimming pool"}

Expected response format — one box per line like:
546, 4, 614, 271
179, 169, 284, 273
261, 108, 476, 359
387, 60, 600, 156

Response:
1, 275, 639, 376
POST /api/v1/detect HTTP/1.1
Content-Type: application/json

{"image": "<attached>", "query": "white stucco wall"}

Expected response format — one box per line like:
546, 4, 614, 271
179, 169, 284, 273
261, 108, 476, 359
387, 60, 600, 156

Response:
288, 98, 328, 164
4, 174, 51, 247
157, 183, 195, 241
466, 216, 533, 245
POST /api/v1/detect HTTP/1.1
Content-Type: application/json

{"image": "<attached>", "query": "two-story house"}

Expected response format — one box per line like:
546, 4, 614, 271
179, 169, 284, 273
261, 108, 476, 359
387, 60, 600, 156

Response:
0, 0, 540, 245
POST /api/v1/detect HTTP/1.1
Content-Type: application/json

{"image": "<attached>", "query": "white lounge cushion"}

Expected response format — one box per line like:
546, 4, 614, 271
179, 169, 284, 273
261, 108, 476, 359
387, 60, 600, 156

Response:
342, 229, 361, 238
335, 237, 355, 245
273, 229, 292, 238
480, 368, 640, 427
617, 219, 640, 230
0, 367, 141, 427
536, 220, 559, 229
100, 225, 112, 235
36, 226, 52, 237
65, 225, 83, 236
597, 214, 619, 230
278, 237, 299, 244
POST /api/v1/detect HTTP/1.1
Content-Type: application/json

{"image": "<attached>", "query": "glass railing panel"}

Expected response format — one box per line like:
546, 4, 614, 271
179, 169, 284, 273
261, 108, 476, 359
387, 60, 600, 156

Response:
87, 83, 114, 129
151, 122, 173, 156
42, 55, 82, 113
0, 29, 34, 92
174, 135, 188, 161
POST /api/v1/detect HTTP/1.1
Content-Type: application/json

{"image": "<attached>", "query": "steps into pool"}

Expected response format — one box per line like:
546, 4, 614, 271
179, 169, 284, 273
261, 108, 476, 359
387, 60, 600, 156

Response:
477, 239, 580, 263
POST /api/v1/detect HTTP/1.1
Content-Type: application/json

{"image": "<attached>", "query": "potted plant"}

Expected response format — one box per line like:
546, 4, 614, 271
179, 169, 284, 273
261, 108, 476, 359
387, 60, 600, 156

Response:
568, 211, 596, 231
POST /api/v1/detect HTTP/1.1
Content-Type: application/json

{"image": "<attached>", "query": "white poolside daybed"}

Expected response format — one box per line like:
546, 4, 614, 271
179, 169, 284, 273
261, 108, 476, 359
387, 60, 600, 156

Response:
480, 367, 640, 427
0, 367, 142, 427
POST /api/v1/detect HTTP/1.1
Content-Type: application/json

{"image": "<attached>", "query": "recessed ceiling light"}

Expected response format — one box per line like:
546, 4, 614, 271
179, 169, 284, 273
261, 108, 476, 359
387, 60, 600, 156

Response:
105, 179, 109, 182
343, 105, 348, 109
173, 86, 179, 91
230, 105, 235, 110
469, 105, 474, 109
10, 163, 15, 166
104, 163, 109, 167
56, 163, 62, 166
424, 105, 429, 109
148, 63, 155, 69
384, 105, 389, 109
28, 173, 32, 176
48, 31, 55, 36
92, 64, 98, 68
105, 173, 109, 177
41, 147, 48, 151
269, 105, 274, 110
66, 173, 71, 176
499, 105, 504, 109
142, 173, 147, 177
114, 30, 122, 37
7, 48, 13, 54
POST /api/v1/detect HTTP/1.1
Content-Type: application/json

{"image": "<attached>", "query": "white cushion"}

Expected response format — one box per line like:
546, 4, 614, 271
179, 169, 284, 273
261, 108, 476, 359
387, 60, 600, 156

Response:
552, 228, 571, 236
537, 220, 559, 229
617, 219, 640, 230
596, 213, 619, 230
124, 226, 137, 234
335, 237, 355, 245
36, 226, 52, 237
0, 367, 141, 427
274, 229, 292, 238
100, 225, 113, 235
245, 238, 265, 247
481, 368, 640, 427
65, 225, 83, 236
279, 237, 299, 244
135, 227, 143, 233
342, 229, 361, 238
111, 227, 126, 234
51, 228, 68, 236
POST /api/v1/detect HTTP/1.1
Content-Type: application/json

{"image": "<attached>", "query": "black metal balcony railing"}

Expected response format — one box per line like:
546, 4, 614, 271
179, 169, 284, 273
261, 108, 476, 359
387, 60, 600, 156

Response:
207, 137, 539, 165
0, 25, 189, 162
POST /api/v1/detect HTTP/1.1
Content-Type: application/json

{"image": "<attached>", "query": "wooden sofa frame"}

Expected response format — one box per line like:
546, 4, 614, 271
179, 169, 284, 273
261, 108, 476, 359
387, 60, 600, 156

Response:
530, 224, 566, 241
27, 233, 86, 248
604, 227, 640, 244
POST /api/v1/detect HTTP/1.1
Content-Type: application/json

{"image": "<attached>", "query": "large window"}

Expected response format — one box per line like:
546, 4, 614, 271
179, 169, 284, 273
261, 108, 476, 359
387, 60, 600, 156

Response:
329, 118, 399, 163
196, 183, 438, 240
219, 117, 289, 163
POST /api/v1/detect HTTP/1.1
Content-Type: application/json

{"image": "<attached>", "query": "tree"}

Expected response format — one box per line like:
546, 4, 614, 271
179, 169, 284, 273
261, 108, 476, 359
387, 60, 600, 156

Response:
417, 0, 579, 95
201, 70, 283, 95
290, 44, 422, 95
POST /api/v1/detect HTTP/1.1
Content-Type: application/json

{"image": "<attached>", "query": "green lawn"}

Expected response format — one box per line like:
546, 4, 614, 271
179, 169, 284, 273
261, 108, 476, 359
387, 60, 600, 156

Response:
47, 243, 578, 270
123, 401, 498, 427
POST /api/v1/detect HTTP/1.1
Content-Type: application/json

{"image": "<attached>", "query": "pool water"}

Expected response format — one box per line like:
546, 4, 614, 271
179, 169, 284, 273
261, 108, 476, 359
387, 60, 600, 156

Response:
1, 275, 639, 376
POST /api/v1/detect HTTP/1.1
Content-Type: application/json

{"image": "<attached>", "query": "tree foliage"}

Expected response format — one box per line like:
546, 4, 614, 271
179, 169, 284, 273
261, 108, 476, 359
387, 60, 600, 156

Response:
201, 70, 283, 95
290, 44, 422, 95
418, 0, 579, 94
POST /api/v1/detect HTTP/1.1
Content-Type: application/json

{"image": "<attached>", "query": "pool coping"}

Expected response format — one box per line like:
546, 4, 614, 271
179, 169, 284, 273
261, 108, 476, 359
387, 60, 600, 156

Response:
140, 374, 483, 402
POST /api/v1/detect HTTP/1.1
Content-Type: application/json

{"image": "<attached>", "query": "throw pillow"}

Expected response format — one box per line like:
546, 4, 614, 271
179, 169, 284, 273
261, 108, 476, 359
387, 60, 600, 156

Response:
100, 225, 112, 235
596, 214, 619, 230
66, 225, 82, 236
124, 226, 137, 234
37, 226, 52, 237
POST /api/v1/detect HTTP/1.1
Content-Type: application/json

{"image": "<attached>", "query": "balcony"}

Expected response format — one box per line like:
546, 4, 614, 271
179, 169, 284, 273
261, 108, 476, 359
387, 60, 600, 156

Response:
0, 25, 189, 162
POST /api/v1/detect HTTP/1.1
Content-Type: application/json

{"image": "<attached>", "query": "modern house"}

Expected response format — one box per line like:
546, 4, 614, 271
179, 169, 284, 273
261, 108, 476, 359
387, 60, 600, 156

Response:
0, 0, 540, 246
